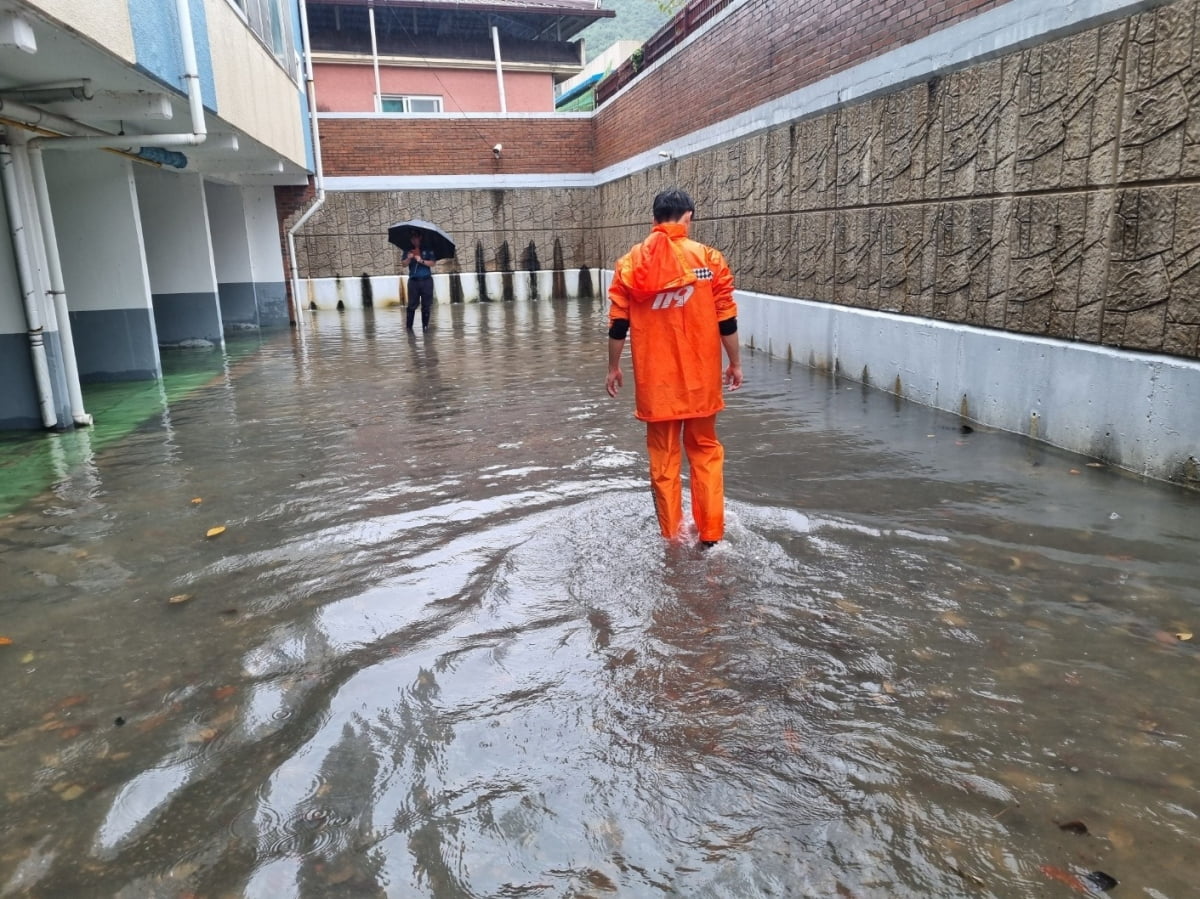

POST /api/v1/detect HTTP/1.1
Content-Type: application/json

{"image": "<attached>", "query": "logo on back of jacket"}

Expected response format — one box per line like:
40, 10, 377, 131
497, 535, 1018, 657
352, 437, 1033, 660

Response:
649, 268, 713, 309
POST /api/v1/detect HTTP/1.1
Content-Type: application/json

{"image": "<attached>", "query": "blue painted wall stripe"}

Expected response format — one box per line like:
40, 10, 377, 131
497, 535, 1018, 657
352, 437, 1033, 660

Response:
128, 0, 218, 112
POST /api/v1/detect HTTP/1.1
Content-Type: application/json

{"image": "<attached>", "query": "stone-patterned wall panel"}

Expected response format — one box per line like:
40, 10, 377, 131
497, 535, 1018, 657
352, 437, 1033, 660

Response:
928, 56, 1020, 199
1164, 183, 1200, 355
932, 200, 992, 324
795, 210, 834, 303
792, 114, 838, 212
1104, 187, 1175, 348
711, 140, 754, 220
1007, 196, 1059, 334
1121, 0, 1200, 181
835, 100, 877, 209
901, 205, 938, 320
877, 205, 920, 312
1014, 22, 1127, 191
766, 125, 797, 214
983, 199, 1013, 329
832, 207, 879, 310
761, 213, 798, 298
872, 82, 936, 205
734, 215, 768, 295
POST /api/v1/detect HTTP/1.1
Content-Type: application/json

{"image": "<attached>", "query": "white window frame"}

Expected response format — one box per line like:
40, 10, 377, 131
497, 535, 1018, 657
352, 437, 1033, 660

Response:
380, 94, 443, 114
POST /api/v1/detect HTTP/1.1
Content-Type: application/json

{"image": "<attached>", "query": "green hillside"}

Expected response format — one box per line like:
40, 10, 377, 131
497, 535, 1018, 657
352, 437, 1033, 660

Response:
578, 0, 670, 62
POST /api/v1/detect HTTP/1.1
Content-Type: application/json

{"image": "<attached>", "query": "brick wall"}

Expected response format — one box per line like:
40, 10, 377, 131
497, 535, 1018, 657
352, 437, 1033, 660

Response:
275, 180, 317, 319
592, 0, 1011, 169
319, 117, 593, 176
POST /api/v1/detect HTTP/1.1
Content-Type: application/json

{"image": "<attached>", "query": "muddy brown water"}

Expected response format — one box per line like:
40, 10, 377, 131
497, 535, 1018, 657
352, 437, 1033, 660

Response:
1, 300, 1198, 898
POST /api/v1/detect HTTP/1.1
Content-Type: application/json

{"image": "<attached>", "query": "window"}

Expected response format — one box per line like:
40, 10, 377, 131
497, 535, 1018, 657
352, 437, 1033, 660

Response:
380, 95, 443, 114
226, 0, 298, 78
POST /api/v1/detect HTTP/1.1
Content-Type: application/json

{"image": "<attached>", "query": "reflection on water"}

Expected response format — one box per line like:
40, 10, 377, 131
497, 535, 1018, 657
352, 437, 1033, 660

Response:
1, 301, 1198, 898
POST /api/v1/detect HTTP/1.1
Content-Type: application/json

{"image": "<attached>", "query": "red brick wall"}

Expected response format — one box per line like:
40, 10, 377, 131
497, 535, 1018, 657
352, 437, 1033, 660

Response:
275, 180, 317, 319
319, 117, 594, 176
593, 0, 1012, 169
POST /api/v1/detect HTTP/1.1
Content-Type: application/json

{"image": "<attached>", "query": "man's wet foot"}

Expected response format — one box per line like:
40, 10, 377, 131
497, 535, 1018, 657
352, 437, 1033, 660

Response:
700, 540, 719, 550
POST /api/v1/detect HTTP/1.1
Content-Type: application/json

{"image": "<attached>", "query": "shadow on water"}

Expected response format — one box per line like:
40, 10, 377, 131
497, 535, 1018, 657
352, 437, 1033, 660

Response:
0, 305, 1198, 898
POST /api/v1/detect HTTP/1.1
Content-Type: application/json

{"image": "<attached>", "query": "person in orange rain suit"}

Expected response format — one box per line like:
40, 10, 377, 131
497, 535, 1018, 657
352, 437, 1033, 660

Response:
605, 188, 743, 548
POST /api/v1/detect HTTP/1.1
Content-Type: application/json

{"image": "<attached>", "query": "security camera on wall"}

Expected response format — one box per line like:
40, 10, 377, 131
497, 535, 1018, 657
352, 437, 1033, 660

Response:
492, 144, 502, 158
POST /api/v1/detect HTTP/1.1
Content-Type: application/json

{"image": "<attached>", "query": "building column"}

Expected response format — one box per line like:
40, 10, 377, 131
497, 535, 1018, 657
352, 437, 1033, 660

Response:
205, 182, 289, 331
43, 150, 161, 382
134, 166, 223, 348
244, 186, 289, 327
205, 181, 258, 332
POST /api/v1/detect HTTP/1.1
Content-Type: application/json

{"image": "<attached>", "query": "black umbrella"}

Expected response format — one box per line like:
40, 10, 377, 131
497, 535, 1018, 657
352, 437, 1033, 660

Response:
387, 219, 456, 260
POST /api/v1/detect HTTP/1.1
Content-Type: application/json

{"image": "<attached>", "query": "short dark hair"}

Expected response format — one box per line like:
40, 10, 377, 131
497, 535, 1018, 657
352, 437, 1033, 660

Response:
653, 188, 695, 223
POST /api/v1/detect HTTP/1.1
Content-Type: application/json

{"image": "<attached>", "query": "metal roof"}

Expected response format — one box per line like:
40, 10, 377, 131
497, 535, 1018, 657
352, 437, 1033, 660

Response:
308, 0, 613, 45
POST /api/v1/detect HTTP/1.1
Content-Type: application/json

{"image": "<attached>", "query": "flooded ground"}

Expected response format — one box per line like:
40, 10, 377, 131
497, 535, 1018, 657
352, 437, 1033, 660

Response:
1, 299, 1198, 899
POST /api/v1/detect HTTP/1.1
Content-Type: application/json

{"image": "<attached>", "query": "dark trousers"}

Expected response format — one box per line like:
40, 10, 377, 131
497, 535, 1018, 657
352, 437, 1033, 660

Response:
406, 277, 434, 330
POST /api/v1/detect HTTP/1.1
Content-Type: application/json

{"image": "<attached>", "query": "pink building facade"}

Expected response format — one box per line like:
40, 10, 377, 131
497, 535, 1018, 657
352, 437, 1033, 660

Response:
314, 61, 555, 114
306, 0, 610, 114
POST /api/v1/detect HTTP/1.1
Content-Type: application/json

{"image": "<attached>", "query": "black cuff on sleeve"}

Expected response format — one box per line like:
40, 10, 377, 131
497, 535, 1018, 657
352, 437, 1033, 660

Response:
609, 318, 630, 340
718, 317, 738, 336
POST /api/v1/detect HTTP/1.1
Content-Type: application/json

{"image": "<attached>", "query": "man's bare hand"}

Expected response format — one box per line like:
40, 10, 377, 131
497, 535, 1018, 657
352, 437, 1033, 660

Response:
606, 368, 623, 397
724, 364, 743, 391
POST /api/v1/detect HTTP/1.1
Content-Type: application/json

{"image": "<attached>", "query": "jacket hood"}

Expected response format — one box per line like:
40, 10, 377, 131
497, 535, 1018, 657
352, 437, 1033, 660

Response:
626, 223, 696, 301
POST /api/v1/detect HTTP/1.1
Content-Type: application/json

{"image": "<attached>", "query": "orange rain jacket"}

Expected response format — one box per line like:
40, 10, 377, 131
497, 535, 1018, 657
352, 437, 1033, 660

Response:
609, 222, 737, 422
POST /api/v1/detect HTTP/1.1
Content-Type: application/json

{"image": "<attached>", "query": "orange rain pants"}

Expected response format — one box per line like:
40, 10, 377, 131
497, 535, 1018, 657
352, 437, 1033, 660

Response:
645, 414, 724, 543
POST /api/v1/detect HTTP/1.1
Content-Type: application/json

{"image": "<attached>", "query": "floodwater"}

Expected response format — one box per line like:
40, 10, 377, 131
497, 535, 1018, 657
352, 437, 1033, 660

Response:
1, 299, 1198, 899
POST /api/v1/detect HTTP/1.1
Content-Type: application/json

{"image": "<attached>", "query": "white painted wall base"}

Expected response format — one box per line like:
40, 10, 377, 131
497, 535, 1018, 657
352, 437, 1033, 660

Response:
736, 290, 1200, 487
301, 270, 595, 310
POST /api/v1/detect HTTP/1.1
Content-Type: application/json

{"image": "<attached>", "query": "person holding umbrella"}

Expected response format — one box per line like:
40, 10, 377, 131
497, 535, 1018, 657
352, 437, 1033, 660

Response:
403, 231, 437, 332
387, 219, 457, 333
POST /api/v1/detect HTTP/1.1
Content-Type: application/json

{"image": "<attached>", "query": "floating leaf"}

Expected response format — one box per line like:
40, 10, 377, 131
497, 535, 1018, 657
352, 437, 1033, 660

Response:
0, 636, 12, 646
167, 594, 193, 605
882, 681, 897, 695
59, 784, 86, 801
1177, 632, 1193, 641
205, 526, 226, 538
191, 497, 203, 505
20, 652, 34, 664
1068, 469, 1081, 475
1086, 462, 1104, 468
940, 611, 967, 628
1040, 865, 1086, 893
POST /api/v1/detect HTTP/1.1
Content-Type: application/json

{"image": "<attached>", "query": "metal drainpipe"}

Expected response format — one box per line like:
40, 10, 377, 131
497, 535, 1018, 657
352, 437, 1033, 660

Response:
29, 0, 207, 154
0, 134, 57, 428
369, 0, 382, 112
287, 0, 326, 329
492, 25, 507, 113
28, 141, 90, 425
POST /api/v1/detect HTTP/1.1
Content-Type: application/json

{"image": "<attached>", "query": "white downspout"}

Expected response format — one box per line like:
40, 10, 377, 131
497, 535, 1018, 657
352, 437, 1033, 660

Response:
0, 135, 57, 428
369, 0, 382, 112
28, 142, 90, 425
492, 25, 507, 113
29, 0, 207, 153
287, 0, 326, 325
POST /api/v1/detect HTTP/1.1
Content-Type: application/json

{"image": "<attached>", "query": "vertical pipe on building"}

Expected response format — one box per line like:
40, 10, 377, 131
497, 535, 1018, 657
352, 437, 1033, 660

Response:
492, 25, 507, 113
0, 136, 57, 428
28, 143, 90, 425
287, 0, 326, 330
368, 0, 382, 112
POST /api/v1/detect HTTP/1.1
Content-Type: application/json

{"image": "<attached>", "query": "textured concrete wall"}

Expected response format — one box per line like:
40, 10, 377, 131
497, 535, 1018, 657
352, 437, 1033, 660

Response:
289, 187, 599, 281
598, 0, 1200, 361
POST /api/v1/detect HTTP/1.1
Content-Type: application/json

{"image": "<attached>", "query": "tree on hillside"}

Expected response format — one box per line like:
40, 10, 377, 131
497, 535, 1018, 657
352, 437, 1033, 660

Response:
578, 0, 670, 61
